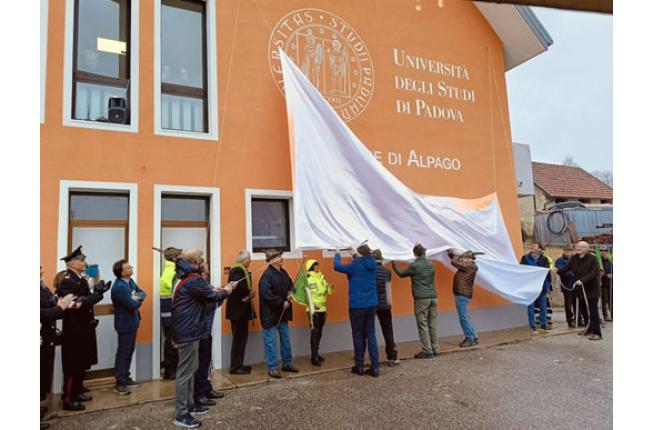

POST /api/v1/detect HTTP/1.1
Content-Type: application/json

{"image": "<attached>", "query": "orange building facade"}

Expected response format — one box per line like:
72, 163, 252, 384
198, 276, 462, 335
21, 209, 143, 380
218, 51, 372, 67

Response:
40, 0, 551, 387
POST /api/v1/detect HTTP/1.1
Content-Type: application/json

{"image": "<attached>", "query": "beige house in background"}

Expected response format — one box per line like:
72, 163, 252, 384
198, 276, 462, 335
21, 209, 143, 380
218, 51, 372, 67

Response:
519, 161, 613, 240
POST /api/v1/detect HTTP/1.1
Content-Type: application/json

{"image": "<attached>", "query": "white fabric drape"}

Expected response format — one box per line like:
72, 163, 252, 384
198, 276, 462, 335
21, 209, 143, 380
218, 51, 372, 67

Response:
279, 49, 547, 305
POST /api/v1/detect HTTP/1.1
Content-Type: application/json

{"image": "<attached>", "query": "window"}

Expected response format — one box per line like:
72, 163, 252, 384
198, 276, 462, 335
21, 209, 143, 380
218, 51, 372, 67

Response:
160, 0, 207, 133
600, 199, 612, 204
72, 0, 131, 123
161, 195, 211, 274
251, 198, 291, 252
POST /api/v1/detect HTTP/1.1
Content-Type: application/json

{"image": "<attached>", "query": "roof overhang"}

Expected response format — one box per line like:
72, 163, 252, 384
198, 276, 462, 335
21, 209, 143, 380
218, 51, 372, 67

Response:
474, 2, 553, 71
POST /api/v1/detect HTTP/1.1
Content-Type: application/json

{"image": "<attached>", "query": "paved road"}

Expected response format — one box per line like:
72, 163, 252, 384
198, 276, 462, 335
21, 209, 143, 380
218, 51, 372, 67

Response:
50, 327, 612, 430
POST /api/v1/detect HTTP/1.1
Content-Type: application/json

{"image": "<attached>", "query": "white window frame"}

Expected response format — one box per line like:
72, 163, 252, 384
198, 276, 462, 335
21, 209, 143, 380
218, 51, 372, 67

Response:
153, 0, 219, 140
54, 180, 138, 392
245, 189, 303, 261
152, 185, 221, 376
41, 0, 49, 124
62, 0, 140, 132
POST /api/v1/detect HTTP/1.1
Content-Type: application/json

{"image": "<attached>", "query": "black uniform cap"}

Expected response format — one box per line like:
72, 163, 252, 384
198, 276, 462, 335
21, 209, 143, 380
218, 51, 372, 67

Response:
61, 245, 86, 262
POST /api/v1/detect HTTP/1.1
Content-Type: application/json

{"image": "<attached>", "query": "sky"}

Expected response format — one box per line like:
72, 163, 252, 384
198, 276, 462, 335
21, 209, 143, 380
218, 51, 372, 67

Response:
506, 7, 613, 173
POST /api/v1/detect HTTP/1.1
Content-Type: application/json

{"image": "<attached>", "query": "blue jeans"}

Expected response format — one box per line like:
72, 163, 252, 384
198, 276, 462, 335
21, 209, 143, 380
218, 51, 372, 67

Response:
455, 295, 477, 341
262, 321, 292, 370
349, 307, 379, 370
114, 330, 137, 385
528, 289, 548, 329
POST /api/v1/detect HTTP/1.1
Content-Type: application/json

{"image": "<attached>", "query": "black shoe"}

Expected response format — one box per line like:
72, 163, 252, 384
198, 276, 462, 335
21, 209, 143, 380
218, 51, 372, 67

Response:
125, 378, 140, 388
164, 372, 177, 380
282, 364, 299, 373
242, 365, 252, 371
63, 401, 86, 411
75, 394, 93, 402
174, 413, 201, 428
311, 358, 322, 366
364, 368, 379, 377
459, 339, 475, 348
189, 405, 210, 416
351, 366, 364, 375
317, 355, 325, 363
81, 386, 90, 393
229, 367, 250, 375
568, 322, 576, 328
414, 351, 435, 359
205, 390, 224, 400
194, 396, 216, 406
114, 385, 131, 396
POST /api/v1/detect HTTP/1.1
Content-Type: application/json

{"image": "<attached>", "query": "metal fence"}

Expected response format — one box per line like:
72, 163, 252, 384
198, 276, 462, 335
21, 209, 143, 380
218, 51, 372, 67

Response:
533, 207, 613, 246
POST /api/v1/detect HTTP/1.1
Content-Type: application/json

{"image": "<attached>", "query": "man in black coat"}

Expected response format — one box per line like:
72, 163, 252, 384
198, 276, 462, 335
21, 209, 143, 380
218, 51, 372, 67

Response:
556, 241, 602, 340
226, 250, 256, 375
55, 246, 112, 411
40, 266, 75, 429
259, 249, 299, 379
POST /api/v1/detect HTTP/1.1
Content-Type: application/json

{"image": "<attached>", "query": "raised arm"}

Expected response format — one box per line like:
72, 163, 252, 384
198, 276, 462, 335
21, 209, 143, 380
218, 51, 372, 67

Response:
391, 261, 414, 278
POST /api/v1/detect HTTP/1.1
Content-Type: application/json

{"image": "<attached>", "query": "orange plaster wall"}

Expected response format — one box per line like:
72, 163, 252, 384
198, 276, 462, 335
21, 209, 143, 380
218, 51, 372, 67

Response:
41, 0, 521, 343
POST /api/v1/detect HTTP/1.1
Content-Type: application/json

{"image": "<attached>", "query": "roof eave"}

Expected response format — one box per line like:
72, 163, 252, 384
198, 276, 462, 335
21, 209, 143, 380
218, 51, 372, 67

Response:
474, 2, 553, 71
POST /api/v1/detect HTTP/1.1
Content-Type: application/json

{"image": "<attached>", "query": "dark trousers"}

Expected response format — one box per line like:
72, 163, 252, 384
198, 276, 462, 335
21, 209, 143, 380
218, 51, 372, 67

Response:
587, 297, 602, 336
40, 345, 55, 400
561, 286, 576, 323
574, 289, 589, 326
309, 312, 327, 360
162, 323, 178, 377
115, 330, 137, 385
376, 307, 398, 361
62, 369, 85, 404
229, 320, 249, 371
193, 336, 213, 399
601, 285, 612, 319
349, 307, 379, 370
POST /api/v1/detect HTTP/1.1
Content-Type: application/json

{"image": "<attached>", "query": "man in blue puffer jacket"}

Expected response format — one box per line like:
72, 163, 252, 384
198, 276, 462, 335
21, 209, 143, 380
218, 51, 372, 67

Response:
171, 248, 235, 429
334, 242, 379, 377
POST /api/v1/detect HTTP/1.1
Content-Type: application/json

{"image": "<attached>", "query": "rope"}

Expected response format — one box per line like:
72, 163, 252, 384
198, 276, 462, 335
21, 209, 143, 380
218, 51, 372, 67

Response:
210, 0, 243, 187
554, 272, 593, 335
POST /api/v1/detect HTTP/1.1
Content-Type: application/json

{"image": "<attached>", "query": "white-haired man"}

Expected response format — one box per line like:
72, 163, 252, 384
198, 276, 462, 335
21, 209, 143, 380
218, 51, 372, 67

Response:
226, 250, 256, 374
556, 241, 602, 340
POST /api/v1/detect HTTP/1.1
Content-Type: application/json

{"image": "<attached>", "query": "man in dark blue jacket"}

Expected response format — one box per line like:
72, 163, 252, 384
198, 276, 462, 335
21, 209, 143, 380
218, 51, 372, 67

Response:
259, 249, 299, 379
111, 259, 146, 396
520, 242, 552, 333
334, 243, 379, 377
171, 248, 234, 429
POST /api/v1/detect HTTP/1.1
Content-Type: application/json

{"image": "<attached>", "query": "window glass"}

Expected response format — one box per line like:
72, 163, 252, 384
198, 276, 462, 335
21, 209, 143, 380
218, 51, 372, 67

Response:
161, 94, 205, 132
73, 0, 130, 123
161, 0, 205, 89
162, 196, 208, 222
252, 199, 290, 251
70, 193, 129, 221
76, 0, 129, 79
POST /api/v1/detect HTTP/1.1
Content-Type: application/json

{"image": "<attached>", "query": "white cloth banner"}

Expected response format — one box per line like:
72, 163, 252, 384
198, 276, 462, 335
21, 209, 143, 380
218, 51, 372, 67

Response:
279, 49, 547, 305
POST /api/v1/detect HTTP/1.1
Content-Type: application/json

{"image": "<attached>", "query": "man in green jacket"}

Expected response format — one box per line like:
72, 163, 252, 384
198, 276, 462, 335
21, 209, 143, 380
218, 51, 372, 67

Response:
391, 244, 438, 359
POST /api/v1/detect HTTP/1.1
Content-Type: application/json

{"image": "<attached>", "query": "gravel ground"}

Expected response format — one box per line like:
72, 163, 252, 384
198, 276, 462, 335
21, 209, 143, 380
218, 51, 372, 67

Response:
49, 326, 612, 430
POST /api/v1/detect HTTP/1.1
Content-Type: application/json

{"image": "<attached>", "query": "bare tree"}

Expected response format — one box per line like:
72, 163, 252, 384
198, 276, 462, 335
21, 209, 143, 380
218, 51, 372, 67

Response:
591, 170, 613, 187
562, 155, 578, 167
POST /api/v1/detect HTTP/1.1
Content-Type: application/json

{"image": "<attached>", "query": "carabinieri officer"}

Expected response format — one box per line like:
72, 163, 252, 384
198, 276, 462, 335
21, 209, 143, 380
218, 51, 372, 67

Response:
56, 246, 112, 411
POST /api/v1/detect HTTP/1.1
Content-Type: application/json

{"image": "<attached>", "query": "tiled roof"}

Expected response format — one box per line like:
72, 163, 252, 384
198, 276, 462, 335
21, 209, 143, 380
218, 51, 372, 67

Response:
532, 162, 613, 199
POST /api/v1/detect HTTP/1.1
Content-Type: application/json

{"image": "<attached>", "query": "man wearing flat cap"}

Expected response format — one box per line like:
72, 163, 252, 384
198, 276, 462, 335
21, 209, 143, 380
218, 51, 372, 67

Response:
258, 249, 299, 379
56, 246, 112, 411
448, 250, 479, 347
392, 244, 438, 359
